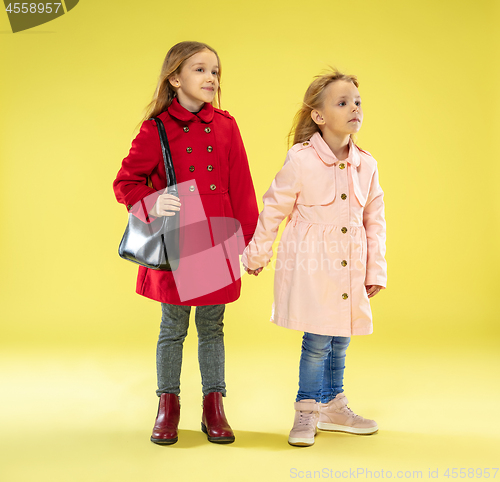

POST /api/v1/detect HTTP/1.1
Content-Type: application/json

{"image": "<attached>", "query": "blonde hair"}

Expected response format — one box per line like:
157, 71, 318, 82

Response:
289, 69, 359, 147
139, 41, 222, 126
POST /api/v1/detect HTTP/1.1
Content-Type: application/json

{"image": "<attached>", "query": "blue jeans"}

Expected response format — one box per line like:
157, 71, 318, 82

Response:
296, 332, 351, 403
156, 303, 226, 397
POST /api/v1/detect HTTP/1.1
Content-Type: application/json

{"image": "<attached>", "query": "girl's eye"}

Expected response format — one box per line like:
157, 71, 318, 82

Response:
339, 101, 346, 106
196, 68, 204, 72
355, 101, 361, 106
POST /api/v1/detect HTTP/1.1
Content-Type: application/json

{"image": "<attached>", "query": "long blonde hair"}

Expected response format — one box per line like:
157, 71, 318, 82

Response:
289, 69, 359, 147
139, 41, 222, 126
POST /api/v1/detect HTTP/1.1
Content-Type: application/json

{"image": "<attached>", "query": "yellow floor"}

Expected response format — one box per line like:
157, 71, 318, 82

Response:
1, 339, 499, 482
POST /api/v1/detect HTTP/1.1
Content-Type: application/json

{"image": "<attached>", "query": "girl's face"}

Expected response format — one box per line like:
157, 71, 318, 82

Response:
169, 49, 219, 112
312, 80, 363, 138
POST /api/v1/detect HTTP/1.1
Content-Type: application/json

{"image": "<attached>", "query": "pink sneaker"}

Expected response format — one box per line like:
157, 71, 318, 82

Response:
318, 393, 378, 435
288, 399, 320, 447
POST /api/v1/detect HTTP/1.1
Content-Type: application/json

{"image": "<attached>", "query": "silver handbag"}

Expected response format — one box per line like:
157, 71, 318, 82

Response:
118, 117, 180, 271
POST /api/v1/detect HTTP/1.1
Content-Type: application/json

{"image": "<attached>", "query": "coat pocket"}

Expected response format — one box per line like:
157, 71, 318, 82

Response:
360, 226, 367, 264
296, 189, 336, 206
296, 170, 336, 206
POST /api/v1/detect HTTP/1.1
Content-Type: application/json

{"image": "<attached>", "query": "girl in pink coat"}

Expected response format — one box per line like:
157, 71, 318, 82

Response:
242, 70, 387, 447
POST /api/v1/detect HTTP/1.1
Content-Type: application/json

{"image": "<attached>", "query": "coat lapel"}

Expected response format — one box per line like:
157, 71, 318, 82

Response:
309, 132, 366, 207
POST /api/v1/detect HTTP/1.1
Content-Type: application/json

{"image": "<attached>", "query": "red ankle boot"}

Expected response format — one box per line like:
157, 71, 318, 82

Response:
151, 393, 180, 445
201, 392, 235, 444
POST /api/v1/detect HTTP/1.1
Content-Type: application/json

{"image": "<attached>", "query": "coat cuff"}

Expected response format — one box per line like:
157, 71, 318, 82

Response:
126, 187, 161, 224
233, 222, 256, 255
365, 274, 387, 288
241, 240, 271, 270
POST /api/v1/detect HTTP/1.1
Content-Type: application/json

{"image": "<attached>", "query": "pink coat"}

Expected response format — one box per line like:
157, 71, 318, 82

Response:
242, 132, 387, 336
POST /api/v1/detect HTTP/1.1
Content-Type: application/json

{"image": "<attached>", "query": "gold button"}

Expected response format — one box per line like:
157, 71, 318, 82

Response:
210, 184, 216, 190
189, 165, 195, 172
207, 165, 214, 171
207, 146, 213, 152
341, 227, 347, 234
341, 193, 347, 200
303, 142, 309, 146
186, 147, 192, 153
183, 126, 189, 133
339, 163, 346, 169
189, 185, 195, 192
342, 293, 349, 300
127, 204, 133, 211
341, 260, 347, 267
205, 127, 211, 133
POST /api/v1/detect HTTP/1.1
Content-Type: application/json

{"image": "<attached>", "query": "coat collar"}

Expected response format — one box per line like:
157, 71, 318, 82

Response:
167, 97, 214, 123
309, 132, 361, 168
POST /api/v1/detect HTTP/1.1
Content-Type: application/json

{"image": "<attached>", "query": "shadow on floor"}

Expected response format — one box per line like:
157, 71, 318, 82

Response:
149, 428, 296, 451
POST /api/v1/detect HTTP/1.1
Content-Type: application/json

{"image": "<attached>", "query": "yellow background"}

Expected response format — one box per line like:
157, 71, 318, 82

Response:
1, 1, 499, 481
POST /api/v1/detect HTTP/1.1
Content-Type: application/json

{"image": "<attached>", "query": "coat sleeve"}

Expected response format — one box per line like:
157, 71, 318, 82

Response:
113, 119, 163, 223
242, 151, 301, 270
363, 165, 387, 287
227, 118, 259, 251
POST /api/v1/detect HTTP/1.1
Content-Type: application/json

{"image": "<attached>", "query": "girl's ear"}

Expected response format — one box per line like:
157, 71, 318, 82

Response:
311, 110, 325, 126
168, 76, 179, 88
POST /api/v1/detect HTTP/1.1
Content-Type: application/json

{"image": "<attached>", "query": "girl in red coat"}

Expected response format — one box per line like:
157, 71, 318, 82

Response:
113, 41, 258, 445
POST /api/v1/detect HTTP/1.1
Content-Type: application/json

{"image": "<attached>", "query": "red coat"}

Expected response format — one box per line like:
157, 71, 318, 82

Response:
113, 98, 258, 305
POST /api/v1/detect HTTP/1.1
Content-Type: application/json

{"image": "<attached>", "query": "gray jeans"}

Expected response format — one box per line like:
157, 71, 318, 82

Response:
156, 303, 226, 397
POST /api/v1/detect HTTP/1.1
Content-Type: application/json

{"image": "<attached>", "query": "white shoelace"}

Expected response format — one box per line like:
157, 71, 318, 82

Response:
341, 406, 363, 421
298, 411, 316, 426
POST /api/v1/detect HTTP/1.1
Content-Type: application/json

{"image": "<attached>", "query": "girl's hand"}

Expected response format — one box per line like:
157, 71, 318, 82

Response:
366, 285, 384, 298
149, 193, 181, 217
244, 266, 263, 276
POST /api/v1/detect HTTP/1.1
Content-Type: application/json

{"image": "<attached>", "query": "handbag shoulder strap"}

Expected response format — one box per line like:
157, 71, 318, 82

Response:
150, 117, 178, 191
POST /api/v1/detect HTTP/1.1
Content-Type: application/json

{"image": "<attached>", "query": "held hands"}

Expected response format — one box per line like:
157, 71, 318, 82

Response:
244, 266, 263, 276
149, 193, 181, 217
366, 285, 384, 298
